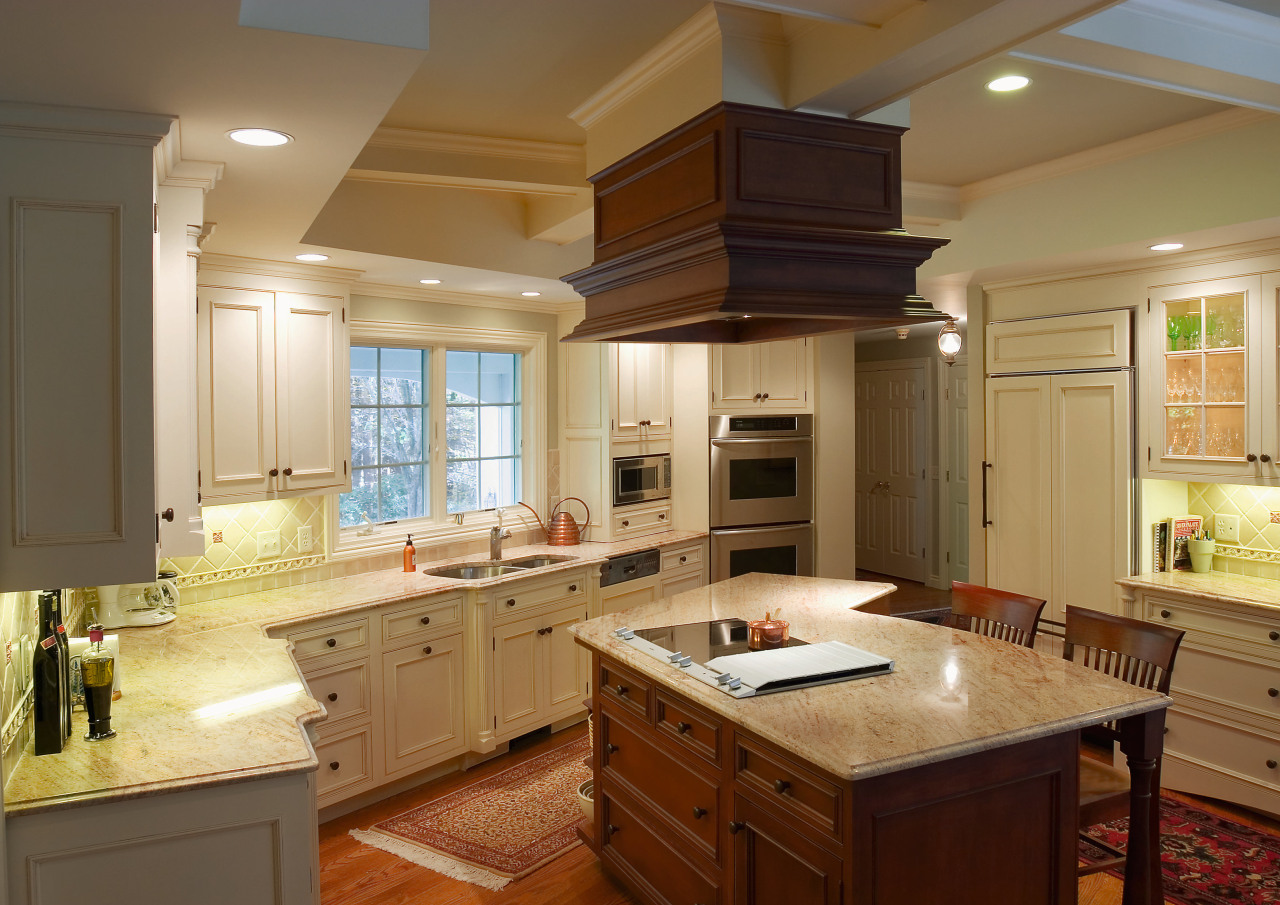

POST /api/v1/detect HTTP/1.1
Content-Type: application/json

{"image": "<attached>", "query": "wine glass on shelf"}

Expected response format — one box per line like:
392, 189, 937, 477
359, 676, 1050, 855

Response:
1167, 315, 1181, 352
1187, 314, 1201, 351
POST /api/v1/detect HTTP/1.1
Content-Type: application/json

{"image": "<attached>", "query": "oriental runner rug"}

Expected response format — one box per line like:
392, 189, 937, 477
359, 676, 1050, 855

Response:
1079, 794, 1280, 904
350, 735, 591, 891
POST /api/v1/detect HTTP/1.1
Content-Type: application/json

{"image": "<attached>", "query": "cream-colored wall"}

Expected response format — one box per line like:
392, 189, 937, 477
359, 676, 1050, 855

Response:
1140, 479, 1190, 573
816, 333, 858, 579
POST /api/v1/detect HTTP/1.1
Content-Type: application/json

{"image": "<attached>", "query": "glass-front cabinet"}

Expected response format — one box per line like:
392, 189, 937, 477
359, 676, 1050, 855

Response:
1147, 274, 1274, 481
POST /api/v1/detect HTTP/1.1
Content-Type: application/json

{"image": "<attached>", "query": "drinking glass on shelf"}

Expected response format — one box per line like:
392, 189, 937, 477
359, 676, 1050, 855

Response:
1167, 316, 1181, 352
1187, 314, 1201, 350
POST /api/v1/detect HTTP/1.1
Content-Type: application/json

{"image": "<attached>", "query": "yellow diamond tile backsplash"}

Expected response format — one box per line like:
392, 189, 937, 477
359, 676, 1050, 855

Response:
1188, 482, 1280, 579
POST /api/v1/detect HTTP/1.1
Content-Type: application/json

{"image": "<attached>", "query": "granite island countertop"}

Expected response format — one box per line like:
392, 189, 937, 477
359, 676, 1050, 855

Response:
5, 532, 706, 816
1118, 571, 1280, 617
571, 573, 1170, 781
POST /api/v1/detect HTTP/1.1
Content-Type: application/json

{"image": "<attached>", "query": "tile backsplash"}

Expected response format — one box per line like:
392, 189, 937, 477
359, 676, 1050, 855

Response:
1187, 482, 1280, 579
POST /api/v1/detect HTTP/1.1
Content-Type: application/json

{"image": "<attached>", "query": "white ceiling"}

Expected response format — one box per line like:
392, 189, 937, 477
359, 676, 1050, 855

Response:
3, 0, 1278, 313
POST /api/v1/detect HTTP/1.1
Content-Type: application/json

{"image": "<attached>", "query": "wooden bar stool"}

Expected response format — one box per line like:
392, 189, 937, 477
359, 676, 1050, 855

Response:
946, 581, 1047, 648
1064, 605, 1185, 877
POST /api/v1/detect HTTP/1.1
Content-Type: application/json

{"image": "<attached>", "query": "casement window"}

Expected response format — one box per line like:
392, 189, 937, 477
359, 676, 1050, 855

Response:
330, 321, 546, 554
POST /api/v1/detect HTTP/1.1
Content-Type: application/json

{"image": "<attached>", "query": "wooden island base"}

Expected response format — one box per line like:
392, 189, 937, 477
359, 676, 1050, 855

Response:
587, 652, 1080, 905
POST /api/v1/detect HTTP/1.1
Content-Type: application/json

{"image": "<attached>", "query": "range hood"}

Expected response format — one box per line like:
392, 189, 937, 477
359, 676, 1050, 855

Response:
561, 102, 950, 344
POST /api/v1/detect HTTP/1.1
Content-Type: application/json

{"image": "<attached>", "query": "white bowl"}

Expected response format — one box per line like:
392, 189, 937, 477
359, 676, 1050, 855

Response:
576, 779, 593, 822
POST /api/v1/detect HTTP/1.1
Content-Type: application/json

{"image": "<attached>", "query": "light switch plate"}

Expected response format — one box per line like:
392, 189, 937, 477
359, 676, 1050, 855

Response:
257, 529, 281, 559
298, 525, 313, 554
1215, 514, 1240, 543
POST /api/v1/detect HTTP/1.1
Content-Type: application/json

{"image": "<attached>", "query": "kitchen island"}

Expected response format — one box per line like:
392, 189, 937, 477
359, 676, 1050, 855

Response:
571, 574, 1171, 905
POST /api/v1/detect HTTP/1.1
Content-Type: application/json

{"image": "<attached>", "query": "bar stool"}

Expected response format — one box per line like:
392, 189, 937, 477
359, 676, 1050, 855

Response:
945, 581, 1047, 648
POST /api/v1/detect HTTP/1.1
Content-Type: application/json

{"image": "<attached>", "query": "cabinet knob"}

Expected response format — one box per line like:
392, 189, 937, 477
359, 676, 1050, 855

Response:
658, 513, 666, 520
1160, 610, 1172, 619
1271, 631, 1279, 641
676, 721, 692, 734
606, 743, 619, 754
1264, 454, 1274, 463
326, 638, 337, 648
546, 625, 554, 634
161, 508, 175, 522
506, 598, 516, 607
762, 393, 769, 400
537, 627, 547, 635
615, 684, 628, 696
283, 467, 293, 476
420, 615, 431, 625
422, 645, 432, 655
329, 761, 340, 771
773, 779, 790, 794
679, 556, 687, 564
607, 824, 620, 835
1269, 760, 1278, 770
327, 692, 338, 702
569, 584, 577, 592
622, 520, 630, 527
1268, 688, 1278, 697
753, 394, 762, 401
728, 821, 745, 834
1247, 453, 1258, 462
270, 468, 279, 477
692, 806, 707, 819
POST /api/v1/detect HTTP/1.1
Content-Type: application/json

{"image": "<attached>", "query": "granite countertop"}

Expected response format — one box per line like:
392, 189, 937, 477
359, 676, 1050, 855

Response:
571, 573, 1169, 782
1119, 571, 1280, 616
5, 532, 706, 816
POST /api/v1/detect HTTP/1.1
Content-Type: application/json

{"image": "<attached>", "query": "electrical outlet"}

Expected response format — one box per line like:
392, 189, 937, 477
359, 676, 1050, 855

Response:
1214, 514, 1240, 543
256, 529, 281, 559
297, 525, 313, 554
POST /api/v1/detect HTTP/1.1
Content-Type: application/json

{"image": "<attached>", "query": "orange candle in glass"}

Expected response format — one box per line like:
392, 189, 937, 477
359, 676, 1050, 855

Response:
747, 612, 789, 650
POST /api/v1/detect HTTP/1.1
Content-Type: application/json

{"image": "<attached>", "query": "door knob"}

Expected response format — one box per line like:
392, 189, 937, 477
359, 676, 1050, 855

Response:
161, 508, 175, 522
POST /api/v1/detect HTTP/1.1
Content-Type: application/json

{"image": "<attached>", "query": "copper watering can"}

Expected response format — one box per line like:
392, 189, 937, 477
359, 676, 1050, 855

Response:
517, 498, 591, 546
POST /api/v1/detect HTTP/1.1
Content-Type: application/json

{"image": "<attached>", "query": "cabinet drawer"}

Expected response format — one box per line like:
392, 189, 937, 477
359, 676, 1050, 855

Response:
600, 787, 722, 905
305, 658, 371, 724
1166, 708, 1280, 790
381, 593, 464, 645
599, 658, 652, 721
603, 712, 721, 859
1172, 646, 1280, 717
613, 504, 672, 538
288, 618, 369, 664
315, 724, 373, 801
1146, 597, 1280, 650
491, 571, 587, 623
655, 690, 722, 767
661, 543, 703, 574
735, 735, 843, 840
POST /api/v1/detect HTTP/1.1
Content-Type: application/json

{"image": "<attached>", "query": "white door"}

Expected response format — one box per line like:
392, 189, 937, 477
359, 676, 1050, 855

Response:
381, 634, 467, 777
275, 292, 348, 494
854, 365, 927, 581
946, 362, 970, 582
612, 343, 672, 438
711, 344, 760, 409
544, 606, 585, 718
758, 339, 809, 409
493, 617, 541, 738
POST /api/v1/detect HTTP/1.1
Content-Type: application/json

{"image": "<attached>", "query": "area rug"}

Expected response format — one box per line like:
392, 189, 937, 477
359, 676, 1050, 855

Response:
350, 735, 591, 891
1079, 794, 1280, 904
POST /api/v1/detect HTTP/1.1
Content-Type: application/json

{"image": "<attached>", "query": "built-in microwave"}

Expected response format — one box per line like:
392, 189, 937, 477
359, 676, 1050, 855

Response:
613, 454, 672, 507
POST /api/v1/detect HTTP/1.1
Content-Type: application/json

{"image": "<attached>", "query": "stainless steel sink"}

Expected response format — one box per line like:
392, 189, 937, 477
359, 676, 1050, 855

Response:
504, 554, 579, 568
424, 562, 530, 579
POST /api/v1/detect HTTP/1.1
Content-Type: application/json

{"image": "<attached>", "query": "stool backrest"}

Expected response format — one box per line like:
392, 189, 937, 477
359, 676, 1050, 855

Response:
947, 581, 1047, 648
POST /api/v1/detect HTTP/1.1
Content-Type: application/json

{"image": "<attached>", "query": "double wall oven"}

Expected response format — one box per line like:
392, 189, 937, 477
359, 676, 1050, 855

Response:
709, 414, 814, 582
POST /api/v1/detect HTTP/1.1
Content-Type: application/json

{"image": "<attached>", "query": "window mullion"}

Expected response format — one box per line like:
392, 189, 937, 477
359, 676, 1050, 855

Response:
430, 343, 447, 523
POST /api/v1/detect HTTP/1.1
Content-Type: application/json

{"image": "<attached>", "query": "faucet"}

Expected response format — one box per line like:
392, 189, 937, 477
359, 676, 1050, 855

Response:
489, 507, 512, 560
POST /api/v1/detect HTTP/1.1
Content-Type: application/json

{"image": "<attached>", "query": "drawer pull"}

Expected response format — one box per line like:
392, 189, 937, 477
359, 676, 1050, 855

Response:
1269, 760, 1278, 770
327, 692, 338, 702
606, 743, 619, 754
329, 761, 340, 771
773, 779, 791, 794
546, 625, 554, 634
679, 555, 687, 564
1248, 453, 1258, 462
1271, 631, 1280, 641
615, 684, 628, 696
607, 824, 620, 835
676, 721, 692, 734
569, 584, 578, 592
537, 627, 547, 636
658, 513, 666, 520
1160, 610, 1171, 619
1270, 688, 1279, 698
420, 615, 431, 625
622, 520, 630, 527
423, 646, 433, 655
728, 821, 744, 834
506, 598, 516, 607
326, 638, 337, 648
269, 467, 279, 477
692, 806, 707, 819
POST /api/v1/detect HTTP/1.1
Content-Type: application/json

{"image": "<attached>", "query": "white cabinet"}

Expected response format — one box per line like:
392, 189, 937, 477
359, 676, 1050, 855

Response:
493, 603, 587, 741
710, 339, 812, 412
612, 342, 672, 440
196, 280, 349, 504
660, 541, 706, 598
598, 574, 661, 617
382, 632, 467, 777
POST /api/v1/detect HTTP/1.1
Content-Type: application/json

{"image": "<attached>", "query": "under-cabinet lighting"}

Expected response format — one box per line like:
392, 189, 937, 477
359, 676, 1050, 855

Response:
228, 128, 293, 146
1149, 243, 1184, 252
986, 76, 1030, 92
521, 291, 541, 297
295, 253, 328, 262
420, 279, 441, 284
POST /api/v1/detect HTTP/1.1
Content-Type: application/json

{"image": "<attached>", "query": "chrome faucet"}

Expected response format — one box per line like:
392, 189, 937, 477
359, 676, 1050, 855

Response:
489, 507, 512, 560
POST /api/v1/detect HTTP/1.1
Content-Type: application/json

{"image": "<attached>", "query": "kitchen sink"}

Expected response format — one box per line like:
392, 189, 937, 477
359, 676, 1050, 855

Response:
424, 562, 530, 579
504, 554, 579, 568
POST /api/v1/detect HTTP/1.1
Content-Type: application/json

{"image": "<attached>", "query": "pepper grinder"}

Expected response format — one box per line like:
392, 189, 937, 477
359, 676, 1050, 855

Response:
80, 622, 117, 741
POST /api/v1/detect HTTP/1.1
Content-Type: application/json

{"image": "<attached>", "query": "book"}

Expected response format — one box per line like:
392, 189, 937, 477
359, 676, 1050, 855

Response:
1166, 516, 1203, 571
1153, 522, 1167, 572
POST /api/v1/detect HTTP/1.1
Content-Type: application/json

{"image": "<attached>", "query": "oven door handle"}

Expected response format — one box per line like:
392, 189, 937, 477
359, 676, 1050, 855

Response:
710, 438, 813, 445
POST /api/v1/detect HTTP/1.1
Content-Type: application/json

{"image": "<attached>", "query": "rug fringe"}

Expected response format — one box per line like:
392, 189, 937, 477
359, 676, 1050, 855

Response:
349, 829, 512, 891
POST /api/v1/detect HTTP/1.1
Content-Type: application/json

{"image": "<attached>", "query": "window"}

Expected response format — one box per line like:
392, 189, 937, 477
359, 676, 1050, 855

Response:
333, 322, 545, 552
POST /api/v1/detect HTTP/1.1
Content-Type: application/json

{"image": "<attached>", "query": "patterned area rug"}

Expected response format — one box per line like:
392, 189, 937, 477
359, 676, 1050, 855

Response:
351, 735, 591, 890
1079, 794, 1280, 904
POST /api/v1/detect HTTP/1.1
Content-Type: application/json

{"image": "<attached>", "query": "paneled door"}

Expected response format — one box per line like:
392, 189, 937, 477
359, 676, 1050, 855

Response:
945, 361, 970, 582
855, 363, 926, 581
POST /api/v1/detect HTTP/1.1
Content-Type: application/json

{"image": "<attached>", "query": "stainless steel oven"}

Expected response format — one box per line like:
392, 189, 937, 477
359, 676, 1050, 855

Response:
612, 454, 671, 507
709, 414, 815, 581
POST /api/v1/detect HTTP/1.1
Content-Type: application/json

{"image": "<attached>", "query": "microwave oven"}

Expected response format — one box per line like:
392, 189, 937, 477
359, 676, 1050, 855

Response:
613, 454, 671, 506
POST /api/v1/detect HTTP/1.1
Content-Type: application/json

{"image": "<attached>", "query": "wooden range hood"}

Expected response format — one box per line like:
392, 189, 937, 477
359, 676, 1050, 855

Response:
562, 102, 950, 344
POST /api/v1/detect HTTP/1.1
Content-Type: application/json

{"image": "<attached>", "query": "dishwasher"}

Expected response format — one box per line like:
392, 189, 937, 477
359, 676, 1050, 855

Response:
598, 548, 661, 617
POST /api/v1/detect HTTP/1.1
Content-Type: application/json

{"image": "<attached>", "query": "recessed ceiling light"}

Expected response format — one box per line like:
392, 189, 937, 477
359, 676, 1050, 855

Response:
295, 253, 329, 262
1149, 243, 1184, 252
521, 291, 541, 297
228, 128, 293, 146
419, 279, 441, 285
986, 75, 1030, 92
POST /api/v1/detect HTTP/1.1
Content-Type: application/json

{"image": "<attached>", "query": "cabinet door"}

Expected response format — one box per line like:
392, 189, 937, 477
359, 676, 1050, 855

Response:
612, 343, 672, 439
599, 574, 661, 617
381, 633, 466, 777
544, 606, 586, 719
758, 339, 809, 409
711, 344, 761, 410
661, 570, 704, 598
732, 793, 843, 905
275, 292, 349, 494
493, 616, 542, 738
197, 286, 277, 500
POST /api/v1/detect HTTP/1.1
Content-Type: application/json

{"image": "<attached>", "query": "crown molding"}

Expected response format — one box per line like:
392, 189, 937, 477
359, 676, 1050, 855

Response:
154, 122, 224, 192
343, 168, 587, 197
0, 101, 173, 147
351, 280, 567, 315
366, 127, 584, 164
961, 108, 1272, 204
199, 253, 364, 285
1087, 0, 1280, 46
570, 5, 722, 129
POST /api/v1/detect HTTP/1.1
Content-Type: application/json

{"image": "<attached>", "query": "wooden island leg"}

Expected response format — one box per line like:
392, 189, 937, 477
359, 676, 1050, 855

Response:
1117, 707, 1167, 905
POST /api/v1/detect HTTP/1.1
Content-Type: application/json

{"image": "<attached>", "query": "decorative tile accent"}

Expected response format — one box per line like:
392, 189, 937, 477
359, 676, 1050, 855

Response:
161, 498, 326, 588
1186, 482, 1280, 580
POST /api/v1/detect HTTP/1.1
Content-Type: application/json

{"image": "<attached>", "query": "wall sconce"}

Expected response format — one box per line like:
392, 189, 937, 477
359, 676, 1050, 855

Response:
937, 317, 962, 366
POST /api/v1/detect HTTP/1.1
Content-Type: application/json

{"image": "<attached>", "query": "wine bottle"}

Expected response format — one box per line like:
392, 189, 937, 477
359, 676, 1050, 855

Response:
51, 589, 72, 740
33, 593, 63, 755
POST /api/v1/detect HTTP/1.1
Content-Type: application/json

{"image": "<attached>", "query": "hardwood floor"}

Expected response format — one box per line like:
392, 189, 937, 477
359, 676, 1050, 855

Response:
855, 569, 952, 620
320, 716, 1279, 905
